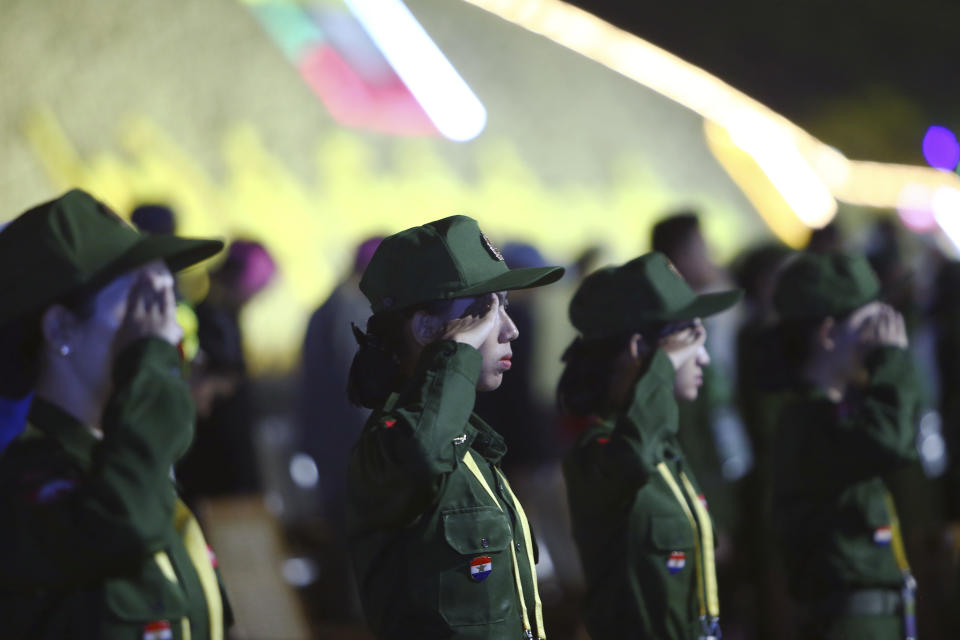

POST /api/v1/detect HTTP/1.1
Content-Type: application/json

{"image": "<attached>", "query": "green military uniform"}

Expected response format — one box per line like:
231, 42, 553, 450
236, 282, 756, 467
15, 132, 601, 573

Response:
560, 253, 741, 640
565, 349, 719, 639
0, 190, 229, 640
348, 340, 544, 639
0, 339, 233, 639
773, 346, 919, 639
771, 253, 920, 640
346, 215, 563, 639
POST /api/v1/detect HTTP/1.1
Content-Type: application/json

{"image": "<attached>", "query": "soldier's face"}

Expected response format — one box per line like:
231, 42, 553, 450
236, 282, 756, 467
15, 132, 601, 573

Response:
447, 293, 519, 392
673, 341, 710, 402
67, 261, 171, 406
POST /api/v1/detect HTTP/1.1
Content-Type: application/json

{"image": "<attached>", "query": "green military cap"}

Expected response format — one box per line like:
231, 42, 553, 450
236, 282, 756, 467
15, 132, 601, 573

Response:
359, 215, 564, 313
773, 252, 880, 320
570, 252, 742, 339
0, 189, 223, 326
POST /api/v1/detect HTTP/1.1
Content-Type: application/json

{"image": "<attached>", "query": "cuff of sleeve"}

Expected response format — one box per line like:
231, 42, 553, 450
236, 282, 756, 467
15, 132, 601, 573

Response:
864, 345, 910, 376
112, 338, 183, 386
647, 349, 677, 384
416, 340, 483, 385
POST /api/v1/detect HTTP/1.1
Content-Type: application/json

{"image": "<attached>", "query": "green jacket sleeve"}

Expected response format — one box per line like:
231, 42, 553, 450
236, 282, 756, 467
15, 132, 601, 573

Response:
830, 346, 920, 482
0, 338, 195, 589
348, 340, 482, 530
570, 350, 678, 504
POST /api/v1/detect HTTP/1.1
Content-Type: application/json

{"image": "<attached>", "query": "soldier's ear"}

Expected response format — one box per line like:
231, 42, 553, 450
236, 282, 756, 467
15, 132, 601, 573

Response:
410, 310, 444, 346
628, 332, 653, 363
41, 304, 79, 356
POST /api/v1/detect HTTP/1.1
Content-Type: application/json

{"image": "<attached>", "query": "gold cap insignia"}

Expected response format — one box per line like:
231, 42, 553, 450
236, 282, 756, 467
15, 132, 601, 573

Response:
480, 231, 504, 262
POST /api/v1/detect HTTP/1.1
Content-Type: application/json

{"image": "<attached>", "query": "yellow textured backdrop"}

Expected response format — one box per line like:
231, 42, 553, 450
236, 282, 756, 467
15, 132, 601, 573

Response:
0, 0, 766, 373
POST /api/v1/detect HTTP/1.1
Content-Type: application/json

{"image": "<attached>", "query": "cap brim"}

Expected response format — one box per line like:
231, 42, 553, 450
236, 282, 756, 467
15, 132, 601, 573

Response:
74, 235, 224, 301
111, 235, 224, 275
667, 289, 743, 321
456, 265, 565, 297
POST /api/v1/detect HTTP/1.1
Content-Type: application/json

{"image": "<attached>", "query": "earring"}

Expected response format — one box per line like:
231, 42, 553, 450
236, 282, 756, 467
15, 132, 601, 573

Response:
59, 344, 71, 357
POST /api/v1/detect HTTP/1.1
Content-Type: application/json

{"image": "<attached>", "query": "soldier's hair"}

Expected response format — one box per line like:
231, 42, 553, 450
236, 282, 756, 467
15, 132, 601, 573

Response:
347, 299, 455, 409
776, 309, 854, 376
557, 326, 662, 417
650, 211, 700, 260
0, 291, 98, 397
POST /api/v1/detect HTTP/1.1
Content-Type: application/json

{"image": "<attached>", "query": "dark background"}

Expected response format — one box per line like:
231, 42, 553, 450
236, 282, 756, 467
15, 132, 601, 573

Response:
571, 0, 959, 165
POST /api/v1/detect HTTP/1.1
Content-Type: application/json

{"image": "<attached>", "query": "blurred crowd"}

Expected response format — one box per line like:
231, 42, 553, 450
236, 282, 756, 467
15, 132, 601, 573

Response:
8, 198, 960, 640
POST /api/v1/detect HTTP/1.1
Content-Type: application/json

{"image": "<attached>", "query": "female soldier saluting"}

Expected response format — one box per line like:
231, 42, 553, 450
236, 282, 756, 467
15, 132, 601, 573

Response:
560, 252, 741, 640
0, 190, 230, 639
771, 253, 920, 640
346, 215, 563, 639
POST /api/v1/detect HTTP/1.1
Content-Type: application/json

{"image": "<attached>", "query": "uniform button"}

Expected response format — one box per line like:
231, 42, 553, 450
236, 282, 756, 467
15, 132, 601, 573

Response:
516, 542, 522, 551
481, 538, 489, 548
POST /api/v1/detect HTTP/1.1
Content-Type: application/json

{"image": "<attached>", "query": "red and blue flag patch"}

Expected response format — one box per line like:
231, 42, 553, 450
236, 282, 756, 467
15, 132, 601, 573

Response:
667, 551, 686, 574
873, 525, 892, 546
470, 555, 493, 582
142, 620, 172, 640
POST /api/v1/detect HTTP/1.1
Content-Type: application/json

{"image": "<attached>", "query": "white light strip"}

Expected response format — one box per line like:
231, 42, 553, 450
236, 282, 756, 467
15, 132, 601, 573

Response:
345, 0, 487, 142
461, 0, 960, 232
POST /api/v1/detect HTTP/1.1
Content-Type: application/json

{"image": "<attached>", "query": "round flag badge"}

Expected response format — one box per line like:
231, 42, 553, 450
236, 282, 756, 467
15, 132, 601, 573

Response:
142, 620, 172, 640
470, 555, 493, 582
667, 551, 686, 574
873, 525, 893, 546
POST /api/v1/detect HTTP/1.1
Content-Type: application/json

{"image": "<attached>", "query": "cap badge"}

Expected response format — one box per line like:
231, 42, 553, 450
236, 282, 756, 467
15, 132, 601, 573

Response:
470, 555, 493, 582
480, 232, 504, 262
665, 258, 685, 281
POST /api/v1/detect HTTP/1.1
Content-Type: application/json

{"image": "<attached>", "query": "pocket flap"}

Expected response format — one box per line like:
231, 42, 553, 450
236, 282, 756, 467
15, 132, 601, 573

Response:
443, 506, 511, 554
104, 554, 187, 622
649, 514, 695, 551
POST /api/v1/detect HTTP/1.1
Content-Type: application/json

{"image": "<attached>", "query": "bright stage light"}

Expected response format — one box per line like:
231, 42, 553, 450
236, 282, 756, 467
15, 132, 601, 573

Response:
896, 182, 937, 232
932, 186, 960, 252
922, 125, 960, 171
345, 0, 487, 142
726, 114, 836, 228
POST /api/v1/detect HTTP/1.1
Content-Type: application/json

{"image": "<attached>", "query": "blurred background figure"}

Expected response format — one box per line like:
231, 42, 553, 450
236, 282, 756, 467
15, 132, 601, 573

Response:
290, 235, 382, 625
177, 239, 277, 505
730, 241, 794, 638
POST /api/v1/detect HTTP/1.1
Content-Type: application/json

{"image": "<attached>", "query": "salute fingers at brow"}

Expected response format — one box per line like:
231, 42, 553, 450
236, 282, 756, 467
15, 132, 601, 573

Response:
442, 293, 500, 350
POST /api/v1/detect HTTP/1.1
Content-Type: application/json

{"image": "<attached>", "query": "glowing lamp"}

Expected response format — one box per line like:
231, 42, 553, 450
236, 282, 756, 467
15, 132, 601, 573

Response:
922, 126, 960, 171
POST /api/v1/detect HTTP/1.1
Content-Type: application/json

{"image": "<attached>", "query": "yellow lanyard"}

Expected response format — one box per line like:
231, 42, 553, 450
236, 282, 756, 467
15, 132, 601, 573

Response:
463, 450, 546, 639
882, 491, 911, 573
656, 462, 720, 621
174, 500, 224, 640
151, 500, 224, 640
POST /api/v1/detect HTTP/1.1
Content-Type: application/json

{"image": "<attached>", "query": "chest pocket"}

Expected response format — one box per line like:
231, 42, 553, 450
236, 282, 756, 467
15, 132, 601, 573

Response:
648, 514, 695, 552
101, 552, 188, 637
439, 506, 515, 627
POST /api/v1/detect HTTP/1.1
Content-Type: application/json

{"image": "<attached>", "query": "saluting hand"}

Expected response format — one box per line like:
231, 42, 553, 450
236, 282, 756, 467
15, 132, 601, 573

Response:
857, 303, 908, 349
113, 264, 183, 353
660, 320, 706, 371
441, 293, 500, 350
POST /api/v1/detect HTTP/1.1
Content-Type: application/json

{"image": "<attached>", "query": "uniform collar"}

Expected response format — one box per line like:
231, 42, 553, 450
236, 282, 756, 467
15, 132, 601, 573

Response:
466, 413, 507, 465
26, 398, 98, 470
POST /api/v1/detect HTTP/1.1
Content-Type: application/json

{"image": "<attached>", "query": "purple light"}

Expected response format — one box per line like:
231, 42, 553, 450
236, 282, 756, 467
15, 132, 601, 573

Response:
922, 125, 960, 171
